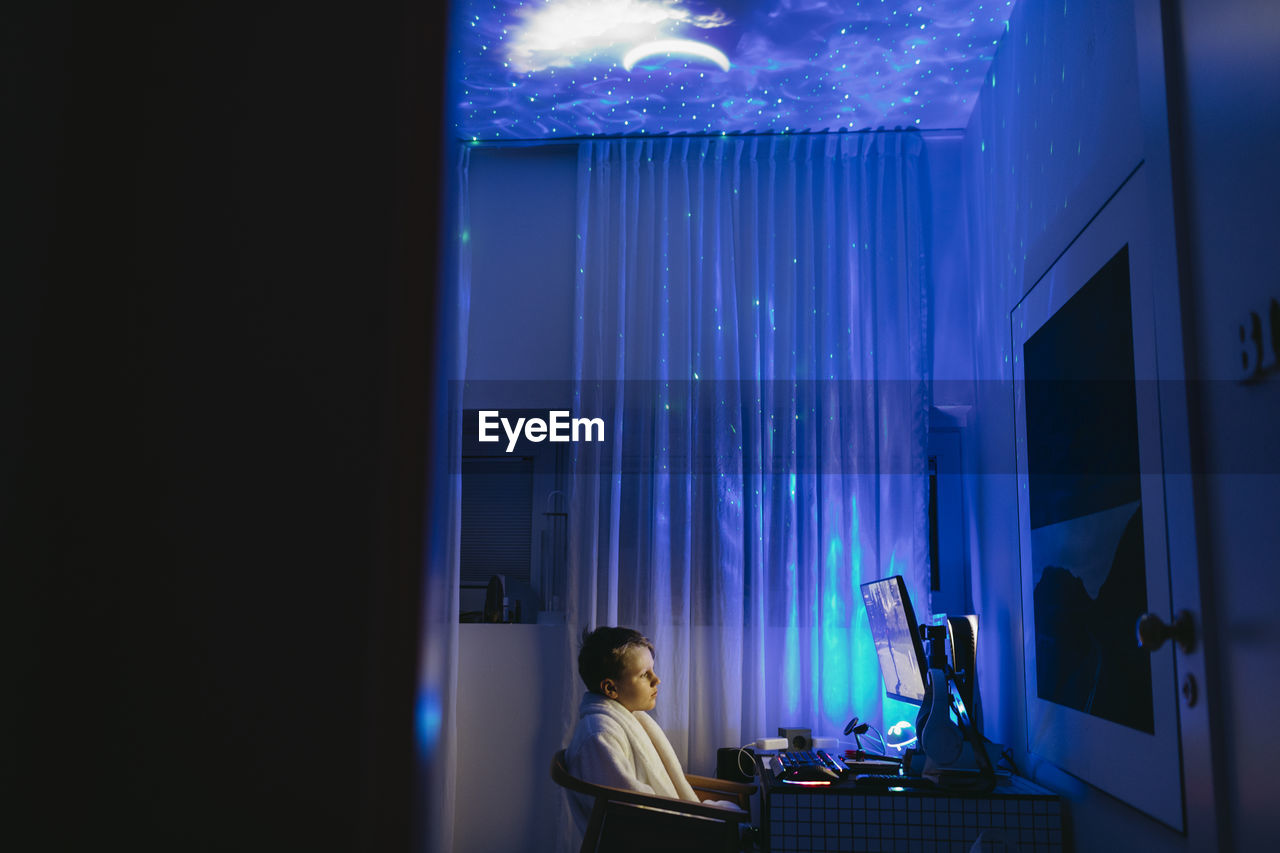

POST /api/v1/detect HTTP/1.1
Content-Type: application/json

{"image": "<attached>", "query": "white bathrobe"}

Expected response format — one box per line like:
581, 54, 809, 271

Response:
564, 692, 740, 833
567, 692, 698, 801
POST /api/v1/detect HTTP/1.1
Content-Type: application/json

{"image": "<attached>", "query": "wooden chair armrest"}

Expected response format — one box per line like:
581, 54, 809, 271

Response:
577, 779, 751, 821
685, 774, 757, 796
685, 774, 757, 810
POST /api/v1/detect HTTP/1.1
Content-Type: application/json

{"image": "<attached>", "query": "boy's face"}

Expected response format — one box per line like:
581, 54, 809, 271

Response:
602, 645, 660, 712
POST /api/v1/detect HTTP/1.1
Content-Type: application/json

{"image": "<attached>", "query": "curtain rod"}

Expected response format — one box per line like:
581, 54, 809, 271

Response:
457, 127, 966, 148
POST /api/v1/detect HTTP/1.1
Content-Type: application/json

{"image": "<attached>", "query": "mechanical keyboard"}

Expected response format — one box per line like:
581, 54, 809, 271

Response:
775, 749, 846, 775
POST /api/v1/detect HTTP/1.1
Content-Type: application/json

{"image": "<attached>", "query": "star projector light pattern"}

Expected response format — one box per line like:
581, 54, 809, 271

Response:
454, 0, 1015, 140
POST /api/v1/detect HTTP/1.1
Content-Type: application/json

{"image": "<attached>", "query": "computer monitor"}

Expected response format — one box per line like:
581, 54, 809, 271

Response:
860, 575, 929, 705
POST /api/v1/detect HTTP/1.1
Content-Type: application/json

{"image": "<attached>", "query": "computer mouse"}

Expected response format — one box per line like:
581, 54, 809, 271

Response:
780, 765, 842, 785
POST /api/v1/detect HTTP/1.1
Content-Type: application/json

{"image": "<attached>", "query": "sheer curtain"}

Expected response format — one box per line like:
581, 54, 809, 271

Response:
566, 133, 932, 775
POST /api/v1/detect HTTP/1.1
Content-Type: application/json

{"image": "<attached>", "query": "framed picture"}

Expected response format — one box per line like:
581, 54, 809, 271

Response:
1012, 166, 1183, 830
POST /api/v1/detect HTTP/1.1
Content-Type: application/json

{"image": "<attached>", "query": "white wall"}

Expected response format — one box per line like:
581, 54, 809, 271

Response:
454, 624, 576, 853
957, 0, 1188, 849
961, 0, 1280, 848
456, 145, 581, 852
924, 134, 976, 398
1168, 1, 1280, 847
464, 144, 578, 410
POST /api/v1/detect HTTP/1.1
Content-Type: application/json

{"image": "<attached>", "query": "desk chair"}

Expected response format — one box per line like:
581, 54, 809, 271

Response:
550, 749, 757, 853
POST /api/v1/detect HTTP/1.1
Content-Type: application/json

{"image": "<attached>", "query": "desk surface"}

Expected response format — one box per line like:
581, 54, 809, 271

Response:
764, 766, 1057, 798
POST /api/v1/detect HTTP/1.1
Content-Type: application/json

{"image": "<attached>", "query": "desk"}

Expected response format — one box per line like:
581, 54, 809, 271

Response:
761, 768, 1063, 852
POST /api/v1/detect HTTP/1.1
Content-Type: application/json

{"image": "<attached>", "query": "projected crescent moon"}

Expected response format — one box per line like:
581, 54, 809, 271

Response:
622, 39, 731, 72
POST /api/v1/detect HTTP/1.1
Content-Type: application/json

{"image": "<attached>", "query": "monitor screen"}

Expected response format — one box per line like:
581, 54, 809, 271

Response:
860, 575, 929, 705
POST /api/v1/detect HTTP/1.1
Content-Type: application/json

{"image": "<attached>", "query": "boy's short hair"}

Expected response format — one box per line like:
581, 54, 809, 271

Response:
578, 626, 655, 694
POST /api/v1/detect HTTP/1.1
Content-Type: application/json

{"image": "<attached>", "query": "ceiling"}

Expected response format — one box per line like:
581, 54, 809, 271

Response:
451, 0, 1017, 140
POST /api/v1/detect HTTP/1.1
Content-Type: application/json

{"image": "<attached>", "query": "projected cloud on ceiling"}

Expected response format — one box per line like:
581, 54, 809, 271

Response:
453, 0, 1016, 140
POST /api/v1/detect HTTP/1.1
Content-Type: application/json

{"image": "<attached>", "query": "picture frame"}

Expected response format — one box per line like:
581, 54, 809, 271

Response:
1011, 166, 1184, 830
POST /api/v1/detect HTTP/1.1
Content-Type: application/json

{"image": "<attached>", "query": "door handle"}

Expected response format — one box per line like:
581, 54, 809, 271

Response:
1136, 610, 1196, 654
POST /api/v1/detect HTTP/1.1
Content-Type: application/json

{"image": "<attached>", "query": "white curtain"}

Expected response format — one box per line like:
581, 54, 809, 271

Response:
565, 133, 932, 777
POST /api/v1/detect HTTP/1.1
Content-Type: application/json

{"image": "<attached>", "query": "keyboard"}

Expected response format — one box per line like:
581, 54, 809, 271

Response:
775, 749, 847, 775
853, 773, 936, 789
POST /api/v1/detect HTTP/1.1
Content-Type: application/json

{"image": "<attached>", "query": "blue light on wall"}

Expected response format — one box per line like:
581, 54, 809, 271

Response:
454, 0, 1017, 140
416, 690, 444, 756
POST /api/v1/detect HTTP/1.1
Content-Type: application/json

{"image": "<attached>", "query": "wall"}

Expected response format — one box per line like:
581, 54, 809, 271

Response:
1167, 1, 1280, 847
962, 0, 1280, 848
957, 0, 1197, 849
454, 625, 575, 853
924, 135, 976, 398
464, 144, 579, 409
455, 144, 580, 852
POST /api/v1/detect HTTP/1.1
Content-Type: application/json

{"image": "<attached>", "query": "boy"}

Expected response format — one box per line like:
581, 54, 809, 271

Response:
565, 626, 740, 826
